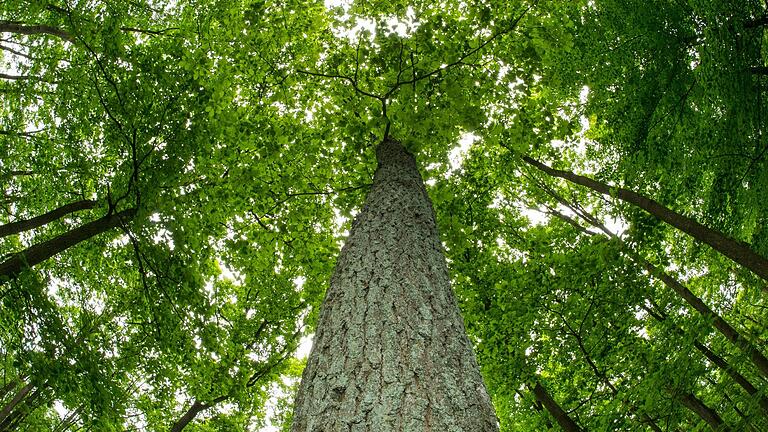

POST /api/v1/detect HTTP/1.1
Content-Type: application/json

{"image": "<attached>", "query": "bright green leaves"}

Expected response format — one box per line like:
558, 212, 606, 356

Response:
2, 0, 768, 430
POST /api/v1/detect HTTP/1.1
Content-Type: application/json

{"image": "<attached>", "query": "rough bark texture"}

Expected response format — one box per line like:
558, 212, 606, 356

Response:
291, 138, 498, 432
531, 382, 582, 432
0, 208, 136, 281
522, 156, 768, 282
0, 199, 98, 238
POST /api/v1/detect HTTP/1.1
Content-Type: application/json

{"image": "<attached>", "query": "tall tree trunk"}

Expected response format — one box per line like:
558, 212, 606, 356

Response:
522, 156, 768, 282
170, 395, 229, 432
0, 380, 18, 401
291, 138, 498, 431
0, 208, 136, 282
0, 382, 32, 425
693, 341, 768, 413
542, 190, 768, 379
0, 386, 43, 431
517, 390, 554, 429
0, 199, 98, 238
642, 304, 768, 416
677, 392, 729, 432
557, 312, 662, 431
531, 382, 583, 432
641, 260, 768, 379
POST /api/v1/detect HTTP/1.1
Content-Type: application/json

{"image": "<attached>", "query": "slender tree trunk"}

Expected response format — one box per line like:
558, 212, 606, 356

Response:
705, 376, 760, 432
0, 381, 18, 401
291, 138, 498, 431
517, 390, 554, 429
53, 405, 82, 432
543, 191, 768, 379
641, 260, 768, 379
677, 392, 729, 431
694, 342, 768, 415
0, 20, 74, 42
522, 156, 768, 282
0, 382, 32, 425
0, 385, 44, 431
642, 304, 768, 416
0, 199, 98, 238
170, 395, 229, 432
0, 208, 136, 281
559, 316, 662, 431
531, 382, 583, 432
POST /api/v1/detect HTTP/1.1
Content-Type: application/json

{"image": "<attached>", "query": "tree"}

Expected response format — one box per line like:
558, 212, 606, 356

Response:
2, 0, 768, 431
291, 138, 497, 431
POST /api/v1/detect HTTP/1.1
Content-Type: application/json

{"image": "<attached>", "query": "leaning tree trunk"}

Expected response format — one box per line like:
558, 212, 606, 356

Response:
0, 207, 136, 282
291, 138, 498, 431
0, 199, 97, 238
530, 382, 583, 432
677, 392, 729, 432
522, 156, 768, 282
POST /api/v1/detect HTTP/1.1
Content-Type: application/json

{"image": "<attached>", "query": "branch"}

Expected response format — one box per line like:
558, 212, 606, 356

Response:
296, 69, 384, 101
0, 129, 45, 138
0, 20, 74, 43
0, 44, 33, 60
0, 199, 98, 238
120, 26, 179, 36
383, 5, 531, 99
0, 73, 47, 82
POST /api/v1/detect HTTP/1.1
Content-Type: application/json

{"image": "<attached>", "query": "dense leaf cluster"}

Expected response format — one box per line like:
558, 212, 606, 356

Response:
1, 0, 766, 430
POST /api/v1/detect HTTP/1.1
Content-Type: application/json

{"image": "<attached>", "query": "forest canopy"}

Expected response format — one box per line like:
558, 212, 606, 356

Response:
1, 0, 767, 430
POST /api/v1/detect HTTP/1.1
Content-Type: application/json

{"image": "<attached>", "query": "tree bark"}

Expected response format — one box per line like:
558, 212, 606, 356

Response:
542, 190, 768, 379
642, 304, 768, 416
0, 20, 74, 42
0, 382, 32, 425
677, 392, 729, 431
531, 382, 583, 432
291, 138, 498, 431
0, 199, 98, 238
641, 260, 768, 379
693, 341, 768, 415
0, 208, 136, 281
0, 380, 18, 401
522, 156, 768, 282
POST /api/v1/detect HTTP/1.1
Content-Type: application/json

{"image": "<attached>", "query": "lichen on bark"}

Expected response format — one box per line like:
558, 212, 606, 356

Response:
291, 138, 498, 432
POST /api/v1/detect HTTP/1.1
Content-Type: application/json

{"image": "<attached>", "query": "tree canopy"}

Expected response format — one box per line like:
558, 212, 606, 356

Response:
1, 0, 767, 430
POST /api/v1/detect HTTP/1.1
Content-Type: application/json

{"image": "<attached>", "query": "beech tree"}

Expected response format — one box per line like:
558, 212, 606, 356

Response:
2, 0, 768, 431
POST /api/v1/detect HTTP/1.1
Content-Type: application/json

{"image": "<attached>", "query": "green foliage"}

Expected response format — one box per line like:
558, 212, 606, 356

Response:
1, 0, 767, 430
